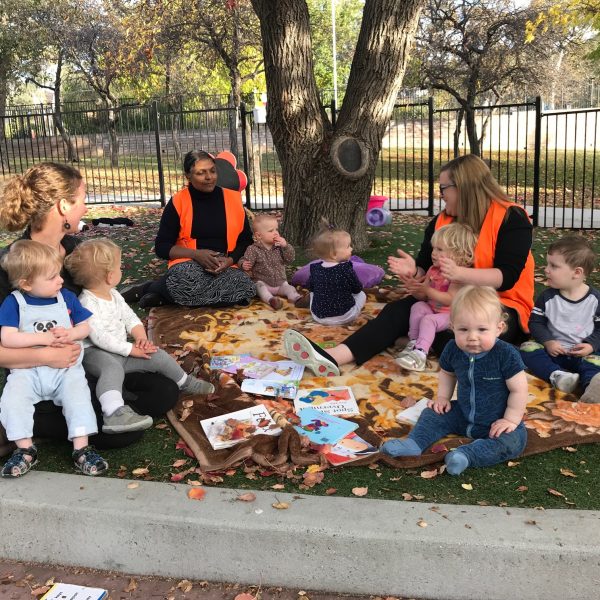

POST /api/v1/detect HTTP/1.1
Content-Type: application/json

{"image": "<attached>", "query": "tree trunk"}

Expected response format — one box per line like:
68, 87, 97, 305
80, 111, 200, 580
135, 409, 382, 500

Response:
464, 106, 480, 156
251, 0, 423, 250
0, 67, 8, 142
53, 53, 79, 162
101, 98, 120, 168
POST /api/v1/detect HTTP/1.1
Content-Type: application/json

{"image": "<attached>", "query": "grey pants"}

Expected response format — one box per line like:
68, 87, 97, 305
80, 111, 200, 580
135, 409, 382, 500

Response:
83, 346, 185, 398
166, 261, 256, 307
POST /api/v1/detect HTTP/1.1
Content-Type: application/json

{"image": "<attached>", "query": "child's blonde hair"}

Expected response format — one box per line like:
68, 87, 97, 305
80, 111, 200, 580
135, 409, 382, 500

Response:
309, 219, 350, 261
547, 235, 596, 276
430, 223, 478, 267
64, 238, 121, 288
251, 213, 278, 235
0, 240, 62, 290
450, 285, 506, 327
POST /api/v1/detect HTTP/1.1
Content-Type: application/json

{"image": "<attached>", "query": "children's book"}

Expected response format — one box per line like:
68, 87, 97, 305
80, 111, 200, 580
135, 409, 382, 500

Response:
293, 386, 360, 417
241, 378, 299, 400
41, 583, 108, 600
200, 404, 282, 450
293, 407, 358, 446
210, 355, 304, 381
395, 397, 430, 425
314, 431, 379, 466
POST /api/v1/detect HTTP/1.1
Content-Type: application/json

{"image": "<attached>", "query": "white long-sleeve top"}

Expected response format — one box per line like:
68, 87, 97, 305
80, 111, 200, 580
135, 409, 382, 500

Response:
79, 288, 143, 356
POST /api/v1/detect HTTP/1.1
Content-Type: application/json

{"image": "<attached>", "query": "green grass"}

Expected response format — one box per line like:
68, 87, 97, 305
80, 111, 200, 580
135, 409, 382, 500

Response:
3, 206, 600, 510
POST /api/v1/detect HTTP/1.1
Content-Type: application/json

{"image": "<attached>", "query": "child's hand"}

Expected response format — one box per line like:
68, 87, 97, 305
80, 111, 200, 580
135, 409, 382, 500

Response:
544, 340, 567, 357
403, 278, 427, 297
569, 343, 593, 357
40, 331, 57, 346
428, 397, 451, 414
437, 256, 462, 282
134, 338, 157, 353
240, 260, 252, 271
489, 418, 517, 438
274, 234, 287, 247
130, 345, 152, 359
51, 326, 73, 344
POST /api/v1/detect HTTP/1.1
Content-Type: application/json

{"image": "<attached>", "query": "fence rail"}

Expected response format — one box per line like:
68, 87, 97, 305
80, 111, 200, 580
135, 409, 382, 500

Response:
0, 97, 598, 228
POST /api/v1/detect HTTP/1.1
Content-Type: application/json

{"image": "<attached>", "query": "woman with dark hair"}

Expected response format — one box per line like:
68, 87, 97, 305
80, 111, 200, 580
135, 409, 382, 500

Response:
126, 150, 255, 308
283, 154, 535, 376
0, 162, 179, 453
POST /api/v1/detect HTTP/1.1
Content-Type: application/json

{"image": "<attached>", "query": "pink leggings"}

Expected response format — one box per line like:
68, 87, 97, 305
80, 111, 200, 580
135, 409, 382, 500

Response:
256, 280, 301, 304
408, 301, 451, 353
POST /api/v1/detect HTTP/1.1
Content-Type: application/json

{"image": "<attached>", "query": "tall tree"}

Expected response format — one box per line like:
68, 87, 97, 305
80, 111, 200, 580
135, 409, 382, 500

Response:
250, 0, 423, 249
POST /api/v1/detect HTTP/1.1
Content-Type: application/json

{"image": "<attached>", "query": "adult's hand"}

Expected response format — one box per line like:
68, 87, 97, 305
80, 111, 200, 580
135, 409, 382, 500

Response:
209, 255, 234, 274
44, 343, 81, 368
193, 249, 223, 272
438, 256, 464, 282
387, 249, 416, 278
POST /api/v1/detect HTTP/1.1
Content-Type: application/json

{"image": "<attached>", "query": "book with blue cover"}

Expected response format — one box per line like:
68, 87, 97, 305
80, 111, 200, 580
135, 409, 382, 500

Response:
293, 407, 358, 446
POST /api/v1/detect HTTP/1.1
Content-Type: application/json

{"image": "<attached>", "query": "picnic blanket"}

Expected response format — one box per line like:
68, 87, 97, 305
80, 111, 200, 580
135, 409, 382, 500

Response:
147, 291, 600, 472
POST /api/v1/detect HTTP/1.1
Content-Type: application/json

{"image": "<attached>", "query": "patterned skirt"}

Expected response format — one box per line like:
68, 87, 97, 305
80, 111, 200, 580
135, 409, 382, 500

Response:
165, 261, 256, 307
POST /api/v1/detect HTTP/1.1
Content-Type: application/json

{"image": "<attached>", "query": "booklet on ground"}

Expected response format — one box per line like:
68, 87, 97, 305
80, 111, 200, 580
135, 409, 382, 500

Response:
395, 397, 430, 425
200, 404, 282, 450
210, 355, 304, 381
293, 407, 358, 446
293, 386, 359, 417
241, 378, 299, 400
41, 583, 108, 600
313, 431, 379, 466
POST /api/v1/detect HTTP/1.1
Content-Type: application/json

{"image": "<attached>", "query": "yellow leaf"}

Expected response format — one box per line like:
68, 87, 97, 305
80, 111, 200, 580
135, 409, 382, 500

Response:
272, 501, 289, 509
306, 464, 322, 473
461, 483, 473, 490
351, 486, 369, 497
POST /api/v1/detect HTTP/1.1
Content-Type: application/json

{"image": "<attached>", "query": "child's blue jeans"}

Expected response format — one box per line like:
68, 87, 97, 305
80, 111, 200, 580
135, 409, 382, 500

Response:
409, 403, 527, 468
520, 341, 600, 389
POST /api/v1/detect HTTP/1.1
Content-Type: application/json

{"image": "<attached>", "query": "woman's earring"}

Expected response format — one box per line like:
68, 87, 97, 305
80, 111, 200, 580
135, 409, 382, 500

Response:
63, 220, 71, 230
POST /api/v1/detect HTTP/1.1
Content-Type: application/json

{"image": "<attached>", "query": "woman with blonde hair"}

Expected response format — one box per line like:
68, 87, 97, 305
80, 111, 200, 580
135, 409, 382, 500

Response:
283, 154, 535, 376
0, 162, 179, 453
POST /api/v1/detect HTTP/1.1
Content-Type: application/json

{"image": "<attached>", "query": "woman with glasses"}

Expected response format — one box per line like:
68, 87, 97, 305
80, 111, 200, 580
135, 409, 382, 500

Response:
282, 154, 534, 376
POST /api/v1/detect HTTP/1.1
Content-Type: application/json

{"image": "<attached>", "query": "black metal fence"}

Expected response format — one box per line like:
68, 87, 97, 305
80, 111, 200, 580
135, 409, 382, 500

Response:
1, 97, 598, 228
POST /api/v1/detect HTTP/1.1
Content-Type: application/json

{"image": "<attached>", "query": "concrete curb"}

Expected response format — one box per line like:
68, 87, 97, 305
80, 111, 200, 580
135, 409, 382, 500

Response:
0, 472, 599, 600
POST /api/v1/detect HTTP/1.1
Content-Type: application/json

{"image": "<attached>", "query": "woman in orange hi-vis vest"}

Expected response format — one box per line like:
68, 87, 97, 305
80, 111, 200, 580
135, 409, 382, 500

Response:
125, 150, 256, 308
282, 155, 535, 377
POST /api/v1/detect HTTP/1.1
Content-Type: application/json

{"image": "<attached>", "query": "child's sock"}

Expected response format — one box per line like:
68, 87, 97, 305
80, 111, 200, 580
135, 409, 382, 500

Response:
98, 390, 124, 417
180, 374, 215, 395
550, 370, 580, 393
379, 437, 422, 457
444, 450, 470, 475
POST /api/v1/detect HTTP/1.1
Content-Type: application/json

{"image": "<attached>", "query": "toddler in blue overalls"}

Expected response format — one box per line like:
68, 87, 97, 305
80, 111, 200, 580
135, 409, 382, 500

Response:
381, 285, 529, 475
0, 240, 107, 477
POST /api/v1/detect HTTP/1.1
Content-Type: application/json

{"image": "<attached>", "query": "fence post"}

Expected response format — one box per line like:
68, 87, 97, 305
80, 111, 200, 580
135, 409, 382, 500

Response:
428, 96, 435, 216
240, 103, 252, 210
330, 98, 336, 127
151, 100, 166, 207
532, 96, 542, 227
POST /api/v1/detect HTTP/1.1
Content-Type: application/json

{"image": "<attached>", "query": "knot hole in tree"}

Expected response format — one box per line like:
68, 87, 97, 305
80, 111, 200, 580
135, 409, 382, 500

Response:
330, 136, 370, 180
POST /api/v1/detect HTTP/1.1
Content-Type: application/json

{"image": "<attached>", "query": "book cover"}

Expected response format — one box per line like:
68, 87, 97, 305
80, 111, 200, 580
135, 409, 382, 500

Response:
209, 356, 304, 381
200, 404, 282, 450
241, 378, 299, 400
41, 583, 108, 600
395, 397, 430, 425
293, 386, 360, 417
293, 407, 358, 446
313, 431, 379, 466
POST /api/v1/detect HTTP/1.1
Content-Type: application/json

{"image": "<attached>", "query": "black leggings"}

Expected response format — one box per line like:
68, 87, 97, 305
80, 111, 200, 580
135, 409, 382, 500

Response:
344, 296, 526, 365
32, 372, 179, 450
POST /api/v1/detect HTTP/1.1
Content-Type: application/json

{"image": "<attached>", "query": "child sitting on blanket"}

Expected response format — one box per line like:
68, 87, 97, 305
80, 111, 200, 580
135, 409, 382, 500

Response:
396, 223, 477, 372
0, 241, 107, 477
304, 222, 366, 326
64, 238, 215, 434
381, 285, 528, 476
520, 236, 600, 402
239, 214, 304, 310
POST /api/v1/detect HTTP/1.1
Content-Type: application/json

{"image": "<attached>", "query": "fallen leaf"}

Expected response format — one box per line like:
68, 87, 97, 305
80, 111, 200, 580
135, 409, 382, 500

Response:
131, 467, 149, 477
187, 479, 203, 486
401, 492, 413, 501
525, 519, 538, 525
547, 488, 565, 498
272, 501, 289, 509
302, 471, 324, 488
420, 469, 438, 479
237, 493, 256, 502
351, 486, 369, 497
516, 485, 528, 492
305, 464, 323, 473
563, 446, 577, 453
188, 488, 206, 501
177, 579, 193, 593
154, 422, 169, 430
124, 578, 138, 593
430, 443, 448, 454
271, 483, 285, 490
172, 459, 188, 468
234, 594, 256, 600
417, 518, 428, 528
560, 468, 577, 478
31, 586, 50, 597
507, 461, 520, 467
325, 487, 337, 495
412, 494, 425, 500
126, 482, 139, 489
461, 483, 473, 491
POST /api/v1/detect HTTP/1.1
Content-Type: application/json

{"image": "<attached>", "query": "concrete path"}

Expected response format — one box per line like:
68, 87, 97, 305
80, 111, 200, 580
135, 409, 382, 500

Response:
1, 472, 599, 600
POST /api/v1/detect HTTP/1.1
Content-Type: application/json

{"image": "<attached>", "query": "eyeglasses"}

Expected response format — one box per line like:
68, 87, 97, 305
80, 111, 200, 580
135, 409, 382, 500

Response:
439, 184, 456, 195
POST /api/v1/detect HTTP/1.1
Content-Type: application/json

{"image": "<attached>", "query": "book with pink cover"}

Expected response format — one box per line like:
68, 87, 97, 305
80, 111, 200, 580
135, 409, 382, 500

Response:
293, 386, 359, 417
314, 431, 378, 466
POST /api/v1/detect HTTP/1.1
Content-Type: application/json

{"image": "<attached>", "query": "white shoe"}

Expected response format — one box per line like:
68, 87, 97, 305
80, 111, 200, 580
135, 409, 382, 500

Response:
396, 348, 427, 372
550, 370, 579, 393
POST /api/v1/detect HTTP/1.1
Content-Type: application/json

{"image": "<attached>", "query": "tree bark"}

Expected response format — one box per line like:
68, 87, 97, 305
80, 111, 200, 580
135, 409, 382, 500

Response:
251, 0, 423, 250
464, 106, 481, 157
52, 53, 79, 162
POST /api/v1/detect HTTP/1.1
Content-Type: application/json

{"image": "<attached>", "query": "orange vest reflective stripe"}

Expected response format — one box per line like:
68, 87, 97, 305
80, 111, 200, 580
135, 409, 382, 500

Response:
434, 201, 534, 332
168, 186, 245, 269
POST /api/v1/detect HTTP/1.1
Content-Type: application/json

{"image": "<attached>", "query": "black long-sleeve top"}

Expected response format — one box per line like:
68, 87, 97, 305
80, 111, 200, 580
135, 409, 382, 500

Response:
154, 185, 253, 264
415, 207, 532, 292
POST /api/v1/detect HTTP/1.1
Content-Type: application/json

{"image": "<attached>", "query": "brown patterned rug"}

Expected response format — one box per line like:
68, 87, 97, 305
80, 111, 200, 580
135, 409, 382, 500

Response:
147, 291, 600, 472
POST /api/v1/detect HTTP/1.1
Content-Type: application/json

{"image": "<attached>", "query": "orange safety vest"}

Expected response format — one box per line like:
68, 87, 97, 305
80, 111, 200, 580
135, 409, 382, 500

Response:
167, 186, 246, 269
435, 201, 534, 333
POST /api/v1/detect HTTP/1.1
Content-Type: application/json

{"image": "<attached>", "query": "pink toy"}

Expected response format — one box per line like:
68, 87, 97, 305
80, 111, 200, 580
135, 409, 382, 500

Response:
366, 195, 391, 226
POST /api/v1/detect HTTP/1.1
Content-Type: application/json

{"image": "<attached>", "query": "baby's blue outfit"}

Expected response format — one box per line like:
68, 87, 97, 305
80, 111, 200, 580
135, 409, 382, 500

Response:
0, 290, 97, 442
382, 340, 527, 470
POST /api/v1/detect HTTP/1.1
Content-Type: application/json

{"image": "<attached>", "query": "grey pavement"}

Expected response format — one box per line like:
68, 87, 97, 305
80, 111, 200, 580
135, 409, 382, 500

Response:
0, 472, 599, 600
